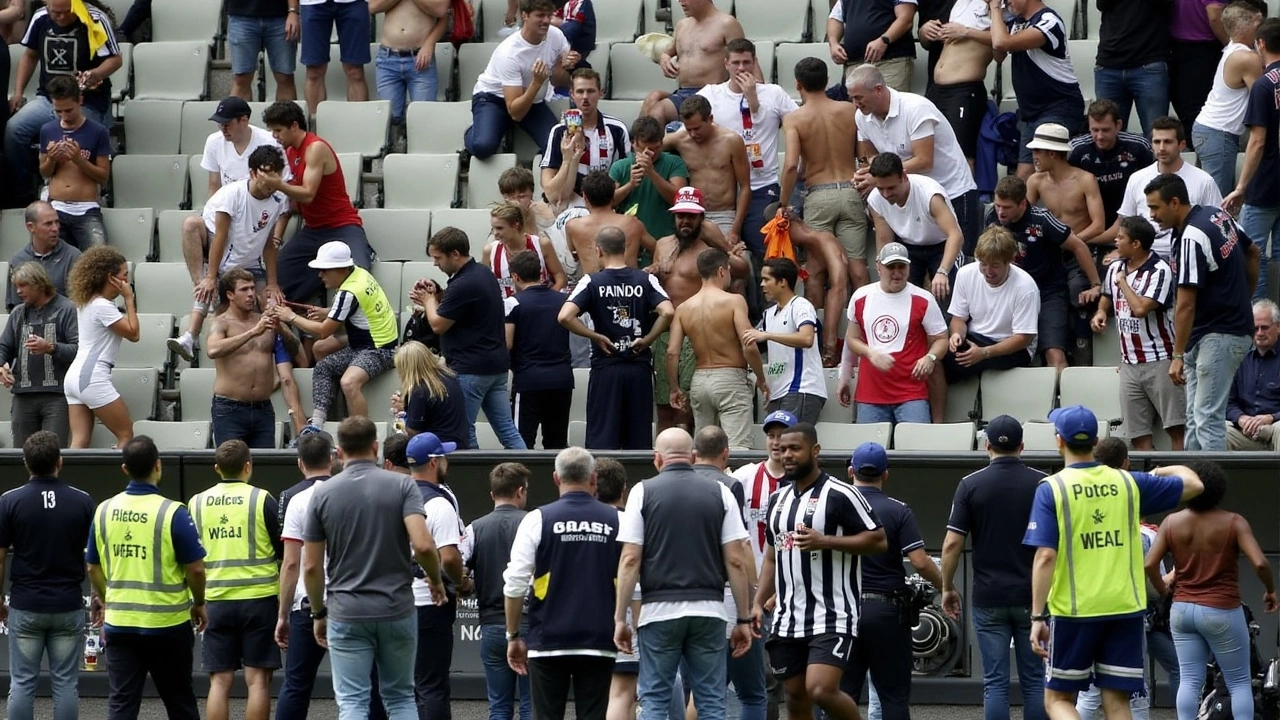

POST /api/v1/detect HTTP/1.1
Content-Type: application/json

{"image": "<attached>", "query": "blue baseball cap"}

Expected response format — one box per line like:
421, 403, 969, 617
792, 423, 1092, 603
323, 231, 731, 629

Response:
1049, 405, 1099, 445
984, 415, 1023, 451
762, 410, 798, 431
405, 433, 457, 465
849, 442, 888, 477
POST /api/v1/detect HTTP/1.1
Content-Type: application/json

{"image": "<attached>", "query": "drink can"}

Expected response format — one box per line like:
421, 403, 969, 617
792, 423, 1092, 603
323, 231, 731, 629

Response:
564, 109, 583, 133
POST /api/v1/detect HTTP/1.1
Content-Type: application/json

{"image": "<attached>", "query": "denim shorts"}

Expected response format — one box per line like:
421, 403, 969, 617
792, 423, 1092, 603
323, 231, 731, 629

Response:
301, 0, 372, 67
227, 15, 297, 76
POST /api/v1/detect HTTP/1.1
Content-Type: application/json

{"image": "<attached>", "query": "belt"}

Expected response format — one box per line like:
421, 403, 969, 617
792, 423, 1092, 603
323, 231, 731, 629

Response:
806, 181, 855, 194
380, 45, 418, 57
213, 395, 273, 408
861, 592, 897, 604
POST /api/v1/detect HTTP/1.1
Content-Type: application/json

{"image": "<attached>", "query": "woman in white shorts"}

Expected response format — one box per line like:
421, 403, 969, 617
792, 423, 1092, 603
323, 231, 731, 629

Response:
65, 246, 140, 448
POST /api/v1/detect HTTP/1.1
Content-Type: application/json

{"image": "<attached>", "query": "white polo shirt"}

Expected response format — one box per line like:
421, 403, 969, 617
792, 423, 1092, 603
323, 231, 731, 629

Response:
1117, 160, 1223, 259
867, 174, 954, 246
856, 89, 977, 199
698, 81, 799, 189
473, 26, 571, 104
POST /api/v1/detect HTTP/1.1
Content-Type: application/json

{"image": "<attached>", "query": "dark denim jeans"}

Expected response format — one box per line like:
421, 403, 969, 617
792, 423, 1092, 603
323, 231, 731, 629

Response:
972, 605, 1046, 720
463, 93, 556, 160
480, 624, 532, 720
56, 207, 107, 250
1094, 63, 1170, 137
211, 396, 277, 449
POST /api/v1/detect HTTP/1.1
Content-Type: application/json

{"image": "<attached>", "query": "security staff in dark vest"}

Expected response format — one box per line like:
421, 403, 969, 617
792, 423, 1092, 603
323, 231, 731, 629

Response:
840, 442, 945, 720
503, 446, 621, 720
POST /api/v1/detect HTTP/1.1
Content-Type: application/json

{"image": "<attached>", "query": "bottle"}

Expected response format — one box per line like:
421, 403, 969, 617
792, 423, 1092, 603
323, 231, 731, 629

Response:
393, 411, 407, 435
83, 630, 99, 671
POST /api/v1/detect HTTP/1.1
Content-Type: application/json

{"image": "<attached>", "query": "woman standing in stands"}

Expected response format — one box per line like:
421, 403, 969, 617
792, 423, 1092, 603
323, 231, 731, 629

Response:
64, 246, 139, 448
391, 340, 469, 447
482, 203, 567, 299
1147, 461, 1278, 720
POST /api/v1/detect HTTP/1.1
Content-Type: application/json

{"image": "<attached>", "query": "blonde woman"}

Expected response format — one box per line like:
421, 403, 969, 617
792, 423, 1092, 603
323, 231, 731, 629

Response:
65, 246, 140, 448
390, 340, 469, 446
482, 202, 567, 299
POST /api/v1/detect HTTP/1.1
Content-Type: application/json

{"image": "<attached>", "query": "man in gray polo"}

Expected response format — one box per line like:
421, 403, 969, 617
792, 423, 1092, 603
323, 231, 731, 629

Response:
8, 201, 81, 309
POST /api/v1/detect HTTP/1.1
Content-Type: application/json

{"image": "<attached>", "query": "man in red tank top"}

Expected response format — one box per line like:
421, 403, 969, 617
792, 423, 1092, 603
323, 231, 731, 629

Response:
260, 101, 374, 306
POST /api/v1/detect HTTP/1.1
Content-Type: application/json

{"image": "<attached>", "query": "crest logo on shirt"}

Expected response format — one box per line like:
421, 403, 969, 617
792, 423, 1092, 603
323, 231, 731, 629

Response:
872, 315, 900, 344
42, 35, 79, 75
1210, 211, 1241, 258
254, 209, 271, 232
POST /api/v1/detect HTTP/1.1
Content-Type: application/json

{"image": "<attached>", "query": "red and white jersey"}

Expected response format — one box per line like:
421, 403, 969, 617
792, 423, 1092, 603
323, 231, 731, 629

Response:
730, 460, 786, 571
848, 283, 947, 405
1102, 254, 1175, 364
487, 235, 549, 299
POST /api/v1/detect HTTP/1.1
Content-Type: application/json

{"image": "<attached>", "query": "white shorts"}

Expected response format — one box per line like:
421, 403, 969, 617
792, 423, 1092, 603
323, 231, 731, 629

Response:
65, 364, 121, 409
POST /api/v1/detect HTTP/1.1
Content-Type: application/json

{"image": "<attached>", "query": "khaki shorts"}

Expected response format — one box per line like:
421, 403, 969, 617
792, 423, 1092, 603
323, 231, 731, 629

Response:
845, 56, 913, 94
705, 210, 736, 238
652, 331, 695, 405
804, 185, 867, 262
1119, 359, 1186, 438
689, 367, 755, 450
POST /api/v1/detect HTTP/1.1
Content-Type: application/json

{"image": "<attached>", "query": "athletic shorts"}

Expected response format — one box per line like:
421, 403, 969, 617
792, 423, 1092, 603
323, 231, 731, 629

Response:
651, 331, 694, 405
1047, 614, 1146, 694
927, 81, 987, 158
666, 86, 703, 114
202, 596, 283, 672
1038, 289, 1070, 353
766, 633, 855, 680
804, 185, 867, 262
1119, 359, 1186, 437
64, 362, 120, 409
1019, 114, 1083, 165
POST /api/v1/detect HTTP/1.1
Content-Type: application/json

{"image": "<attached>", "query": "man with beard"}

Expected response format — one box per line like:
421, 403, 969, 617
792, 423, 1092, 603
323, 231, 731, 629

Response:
652, 187, 747, 433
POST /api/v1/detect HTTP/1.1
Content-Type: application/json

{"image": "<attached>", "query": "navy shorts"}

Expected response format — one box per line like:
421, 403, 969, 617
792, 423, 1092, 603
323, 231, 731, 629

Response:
202, 596, 283, 672
585, 362, 653, 450
1037, 289, 1070, 353
1019, 114, 1083, 165
300, 0, 372, 67
1047, 614, 1146, 693
665, 86, 703, 114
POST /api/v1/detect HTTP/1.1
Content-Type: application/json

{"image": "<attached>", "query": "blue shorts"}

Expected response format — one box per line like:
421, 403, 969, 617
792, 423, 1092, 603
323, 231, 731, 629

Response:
300, 0, 372, 67
1019, 114, 1082, 165
227, 14, 296, 76
666, 86, 703, 114
274, 336, 292, 364
1047, 614, 1146, 693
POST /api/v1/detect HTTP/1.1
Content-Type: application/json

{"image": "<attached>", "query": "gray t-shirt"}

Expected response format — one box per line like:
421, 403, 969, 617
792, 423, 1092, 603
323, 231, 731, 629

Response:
303, 458, 425, 623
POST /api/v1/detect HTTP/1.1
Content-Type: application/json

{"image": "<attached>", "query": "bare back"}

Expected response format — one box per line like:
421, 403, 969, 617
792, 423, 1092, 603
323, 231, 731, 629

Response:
787, 98, 859, 186
676, 286, 749, 368
566, 211, 643, 273
673, 11, 742, 87
211, 312, 279, 402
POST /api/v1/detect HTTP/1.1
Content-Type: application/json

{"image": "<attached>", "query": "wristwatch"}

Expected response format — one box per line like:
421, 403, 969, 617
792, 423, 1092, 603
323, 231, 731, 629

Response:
506, 630, 521, 641
926, 352, 938, 363
880, 34, 892, 45
312, 606, 328, 620
1030, 612, 1050, 622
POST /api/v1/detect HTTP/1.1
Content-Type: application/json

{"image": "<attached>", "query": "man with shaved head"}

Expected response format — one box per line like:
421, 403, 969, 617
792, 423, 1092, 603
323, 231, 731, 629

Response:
615, 427, 755, 720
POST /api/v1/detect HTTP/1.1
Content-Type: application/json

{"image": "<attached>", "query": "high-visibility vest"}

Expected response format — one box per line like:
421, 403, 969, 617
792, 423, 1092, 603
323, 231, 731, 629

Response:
94, 492, 191, 629
190, 482, 279, 602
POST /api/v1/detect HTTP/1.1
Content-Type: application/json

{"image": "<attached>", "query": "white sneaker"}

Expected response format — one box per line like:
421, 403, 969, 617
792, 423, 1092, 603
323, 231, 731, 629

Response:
167, 333, 194, 362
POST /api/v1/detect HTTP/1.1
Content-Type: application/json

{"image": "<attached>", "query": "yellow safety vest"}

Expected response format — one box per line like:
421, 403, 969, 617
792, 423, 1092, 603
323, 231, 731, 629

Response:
340, 266, 398, 348
1046, 465, 1146, 618
93, 492, 191, 629
190, 482, 279, 602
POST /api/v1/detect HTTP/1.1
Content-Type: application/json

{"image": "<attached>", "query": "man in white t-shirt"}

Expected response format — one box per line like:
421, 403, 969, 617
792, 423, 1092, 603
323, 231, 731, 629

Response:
463, 0, 577, 160
839, 243, 949, 424
741, 258, 827, 425
943, 226, 1041, 383
169, 145, 289, 362
866, 152, 964, 299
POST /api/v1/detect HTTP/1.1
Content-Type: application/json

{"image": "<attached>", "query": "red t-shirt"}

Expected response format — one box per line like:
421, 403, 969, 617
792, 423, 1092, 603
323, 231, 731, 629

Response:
286, 132, 361, 230
848, 283, 947, 405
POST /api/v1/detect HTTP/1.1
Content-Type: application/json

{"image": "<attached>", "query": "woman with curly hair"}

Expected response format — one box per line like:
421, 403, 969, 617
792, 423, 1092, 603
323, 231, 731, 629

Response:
390, 340, 469, 447
65, 246, 139, 448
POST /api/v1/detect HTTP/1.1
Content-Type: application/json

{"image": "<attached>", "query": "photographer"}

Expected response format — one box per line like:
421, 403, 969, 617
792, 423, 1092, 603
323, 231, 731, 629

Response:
840, 443, 946, 720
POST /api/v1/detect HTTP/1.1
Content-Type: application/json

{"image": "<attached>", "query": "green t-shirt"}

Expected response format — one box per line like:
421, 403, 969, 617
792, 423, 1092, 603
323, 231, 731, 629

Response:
608, 152, 689, 244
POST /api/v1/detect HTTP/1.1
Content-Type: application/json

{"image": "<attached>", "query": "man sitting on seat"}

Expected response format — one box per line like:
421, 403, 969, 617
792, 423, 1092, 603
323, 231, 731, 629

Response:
1226, 300, 1280, 451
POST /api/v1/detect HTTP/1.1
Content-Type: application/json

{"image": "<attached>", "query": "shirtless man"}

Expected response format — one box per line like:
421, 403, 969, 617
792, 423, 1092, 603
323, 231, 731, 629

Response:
920, 0, 995, 167
565, 169, 657, 273
667, 247, 768, 450
664, 95, 751, 247
641, 0, 745, 125
651, 186, 745, 432
1026, 123, 1105, 244
778, 57, 869, 289
370, 0, 449, 124
36, 76, 109, 249
206, 269, 305, 449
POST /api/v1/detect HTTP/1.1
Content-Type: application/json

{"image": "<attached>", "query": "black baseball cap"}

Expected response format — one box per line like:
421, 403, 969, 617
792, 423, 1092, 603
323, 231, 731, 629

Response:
209, 97, 251, 124
985, 415, 1023, 452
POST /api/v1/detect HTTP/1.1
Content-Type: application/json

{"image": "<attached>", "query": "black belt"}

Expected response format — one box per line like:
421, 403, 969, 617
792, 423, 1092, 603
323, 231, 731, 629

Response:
380, 45, 418, 57
861, 592, 897, 604
213, 395, 273, 408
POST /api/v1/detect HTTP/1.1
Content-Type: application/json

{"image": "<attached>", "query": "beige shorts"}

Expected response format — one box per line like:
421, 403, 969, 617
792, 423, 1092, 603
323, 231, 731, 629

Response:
689, 367, 755, 450
705, 210, 736, 238
804, 185, 867, 262
844, 56, 913, 94
1119, 359, 1186, 438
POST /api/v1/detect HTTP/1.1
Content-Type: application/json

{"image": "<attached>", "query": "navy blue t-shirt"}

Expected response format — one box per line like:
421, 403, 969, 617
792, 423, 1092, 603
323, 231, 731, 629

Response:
1008, 7, 1084, 121
39, 116, 111, 168
0, 476, 95, 613
986, 205, 1071, 293
1172, 205, 1256, 348
1068, 132, 1154, 225
947, 457, 1045, 608
856, 485, 925, 595
406, 372, 471, 447
21, 5, 120, 114
505, 285, 573, 393
436, 258, 511, 376
1243, 62, 1280, 208
565, 267, 670, 368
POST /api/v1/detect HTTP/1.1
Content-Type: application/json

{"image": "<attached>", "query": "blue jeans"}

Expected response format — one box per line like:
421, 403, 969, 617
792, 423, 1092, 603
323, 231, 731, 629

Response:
638, 616, 727, 720
856, 400, 931, 425
1171, 602, 1253, 720
227, 14, 296, 75
1147, 628, 1180, 701
458, 372, 527, 450
464, 92, 557, 159
1184, 333, 1252, 450
327, 615, 419, 720
211, 396, 277, 449
1241, 203, 1280, 299
972, 606, 1046, 720
7, 607, 83, 720
375, 46, 438, 121
725, 633, 768, 720
1093, 63, 1170, 137
1190, 122, 1241, 197
5, 97, 112, 200
56, 207, 106, 250
480, 624, 531, 720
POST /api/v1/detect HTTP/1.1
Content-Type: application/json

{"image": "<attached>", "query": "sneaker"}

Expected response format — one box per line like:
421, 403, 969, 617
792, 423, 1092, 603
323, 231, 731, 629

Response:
288, 423, 322, 448
167, 333, 194, 363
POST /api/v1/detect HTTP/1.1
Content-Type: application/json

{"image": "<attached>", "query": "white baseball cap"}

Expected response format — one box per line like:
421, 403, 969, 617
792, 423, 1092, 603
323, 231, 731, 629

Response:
308, 241, 356, 270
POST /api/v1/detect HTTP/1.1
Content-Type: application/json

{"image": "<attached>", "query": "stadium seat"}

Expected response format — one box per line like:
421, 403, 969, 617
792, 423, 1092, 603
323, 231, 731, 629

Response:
1068, 40, 1098, 102
337, 152, 363, 206
1021, 421, 1058, 451
1042, 0, 1079, 37
383, 154, 460, 209
1083, 2, 1101, 38
458, 43, 503, 101
270, 367, 315, 422
478, 0, 511, 41
102, 208, 158, 264
90, 423, 118, 448
435, 42, 457, 101
156, 210, 200, 262
734, 0, 810, 43
132, 42, 210, 101
370, 261, 404, 313
569, 368, 590, 422
0, 421, 12, 448
7, 44, 35, 101
979, 367, 1059, 422
431, 209, 494, 261
151, 0, 224, 43
406, 101, 474, 154
568, 420, 587, 446
609, 43, 674, 101
0, 212, 27, 260
597, 100, 645, 130
774, 43, 842, 100
324, 421, 390, 438
111, 155, 190, 211
362, 370, 403, 420
316, 101, 391, 159
111, 42, 133, 103
112, 367, 159, 421
179, 368, 216, 420
134, 263, 195, 316
474, 421, 501, 449
944, 377, 981, 423
401, 262, 450, 294
756, 42, 776, 86
893, 422, 975, 451
814, 421, 892, 451
179, 100, 220, 155
123, 99, 183, 155
1091, 325, 1121, 367
1059, 366, 1123, 427
818, 368, 854, 423
597, 0, 645, 42
134, 420, 212, 449
115, 313, 176, 369
468, 154, 518, 208
188, 156, 212, 210
359, 209, 432, 261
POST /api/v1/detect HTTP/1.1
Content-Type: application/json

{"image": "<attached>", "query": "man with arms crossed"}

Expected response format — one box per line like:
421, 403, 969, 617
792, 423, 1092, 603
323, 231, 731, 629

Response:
37, 76, 109, 249
642, 0, 745, 125
668, 248, 767, 450
370, 0, 448, 126
566, 169, 657, 273
743, 258, 827, 425
665, 96, 751, 248
920, 0, 996, 167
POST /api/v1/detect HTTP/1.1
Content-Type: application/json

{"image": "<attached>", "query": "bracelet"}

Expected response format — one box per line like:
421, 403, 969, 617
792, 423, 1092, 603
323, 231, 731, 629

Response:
1172, 353, 1184, 359
736, 617, 754, 625
287, 7, 299, 12
1030, 612, 1050, 622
